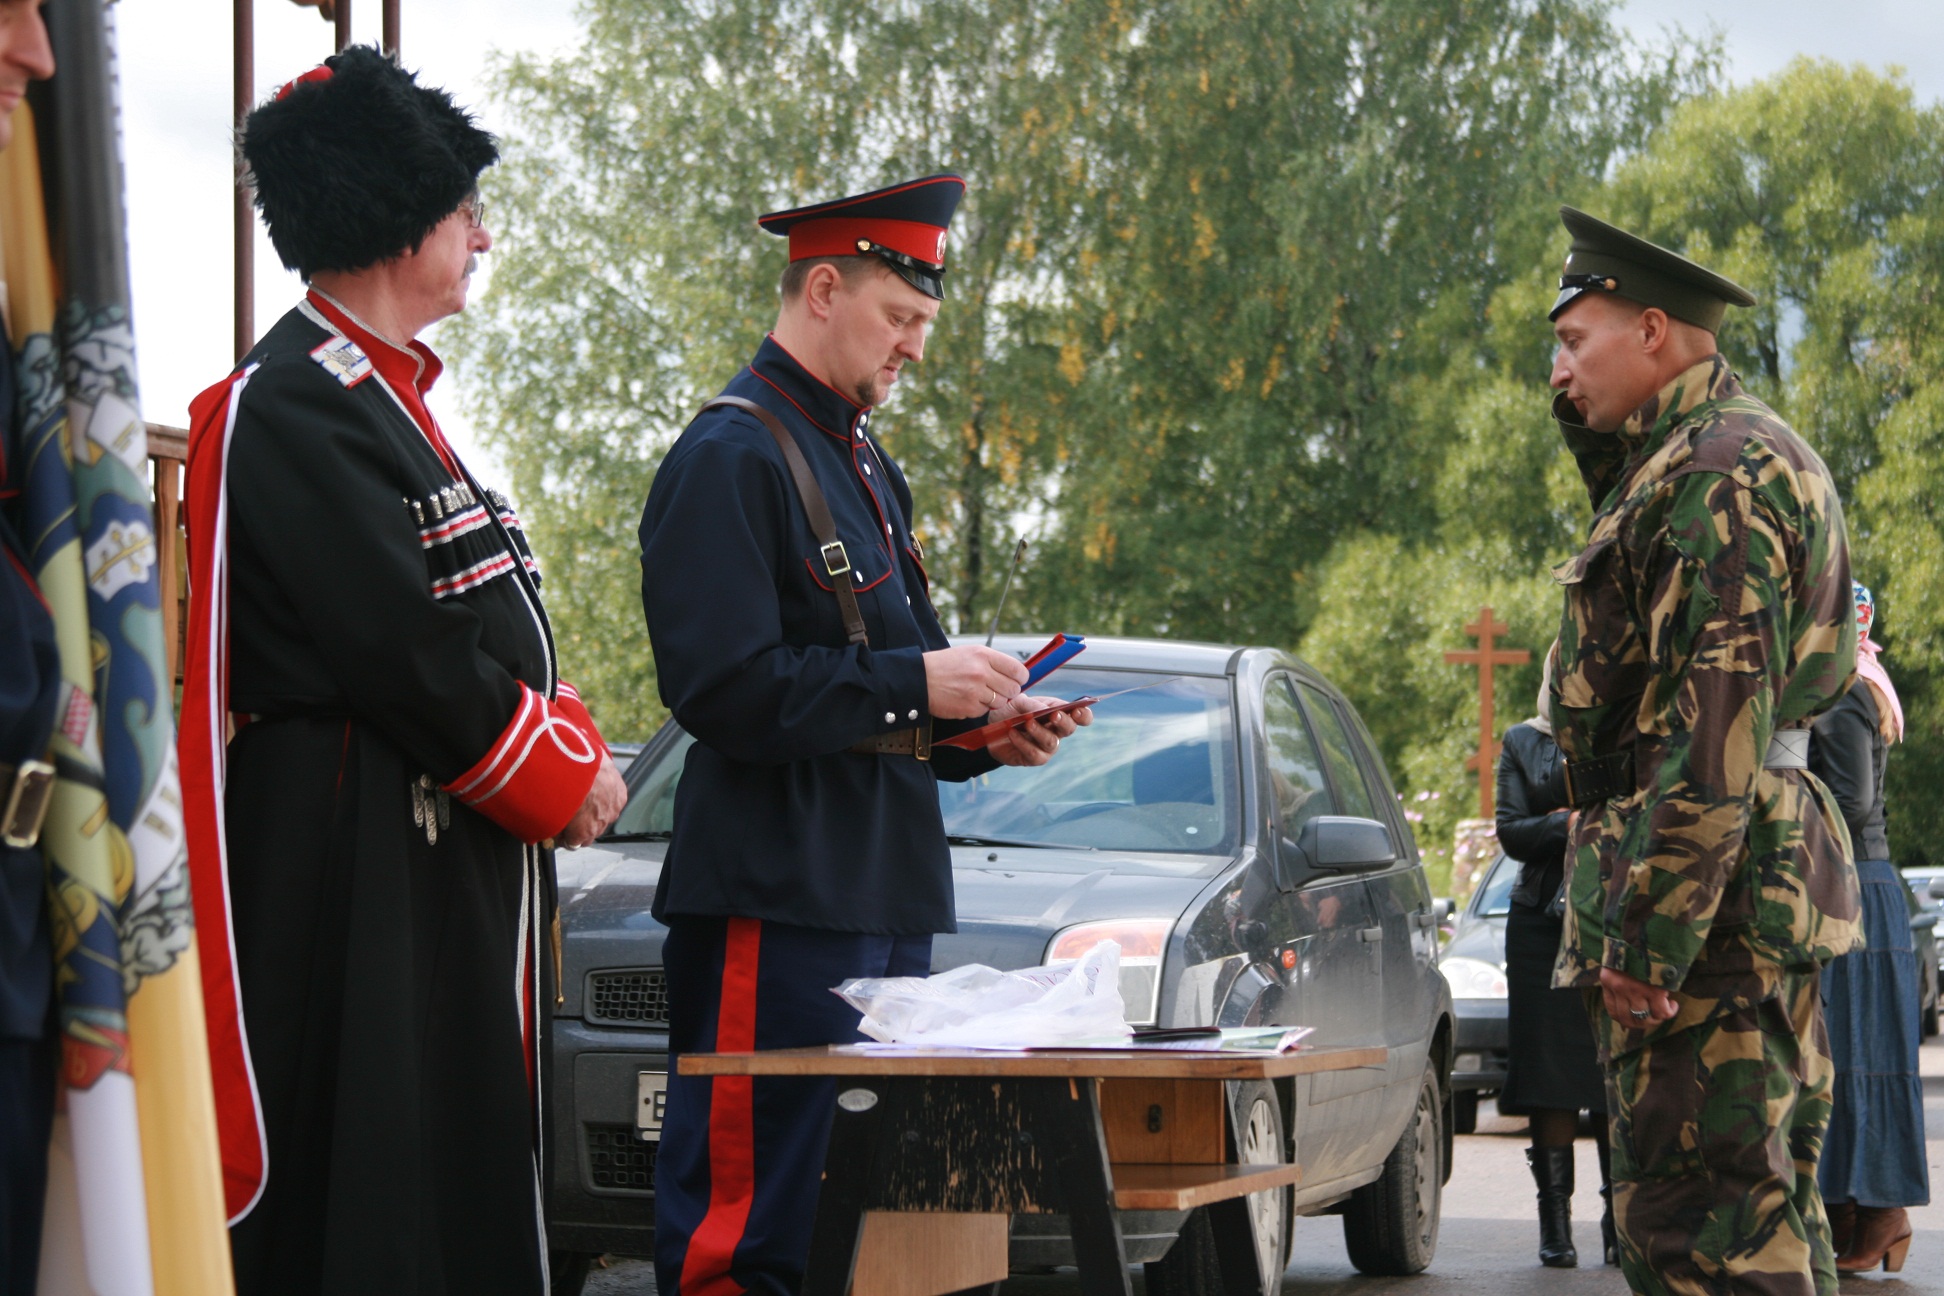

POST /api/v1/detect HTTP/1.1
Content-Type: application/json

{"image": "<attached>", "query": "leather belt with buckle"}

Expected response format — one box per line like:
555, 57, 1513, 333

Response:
1564, 750, 1632, 810
1566, 732, 1814, 810
849, 725, 931, 761
1, 758, 56, 850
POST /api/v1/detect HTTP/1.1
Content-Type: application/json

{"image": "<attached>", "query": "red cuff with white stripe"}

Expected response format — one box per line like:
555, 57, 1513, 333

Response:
444, 683, 601, 843
553, 680, 610, 756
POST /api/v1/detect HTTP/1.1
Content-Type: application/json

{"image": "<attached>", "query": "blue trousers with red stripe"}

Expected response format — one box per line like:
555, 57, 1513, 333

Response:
654, 916, 931, 1296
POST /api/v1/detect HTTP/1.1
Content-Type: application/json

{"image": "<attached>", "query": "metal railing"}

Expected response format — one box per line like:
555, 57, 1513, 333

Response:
148, 423, 187, 684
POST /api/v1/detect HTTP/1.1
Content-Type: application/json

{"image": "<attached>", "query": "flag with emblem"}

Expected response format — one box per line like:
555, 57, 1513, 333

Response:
0, 4, 233, 1293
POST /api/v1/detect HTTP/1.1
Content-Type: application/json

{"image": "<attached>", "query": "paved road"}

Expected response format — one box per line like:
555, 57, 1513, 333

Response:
583, 1034, 1944, 1296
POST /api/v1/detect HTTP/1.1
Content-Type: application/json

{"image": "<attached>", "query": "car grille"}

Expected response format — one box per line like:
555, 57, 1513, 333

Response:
585, 1124, 658, 1194
586, 968, 669, 1027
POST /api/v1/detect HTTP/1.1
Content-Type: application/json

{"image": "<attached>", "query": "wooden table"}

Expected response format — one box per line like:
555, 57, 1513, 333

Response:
679, 1044, 1388, 1296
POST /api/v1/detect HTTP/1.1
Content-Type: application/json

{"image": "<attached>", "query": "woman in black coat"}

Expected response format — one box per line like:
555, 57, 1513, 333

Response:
1495, 659, 1613, 1269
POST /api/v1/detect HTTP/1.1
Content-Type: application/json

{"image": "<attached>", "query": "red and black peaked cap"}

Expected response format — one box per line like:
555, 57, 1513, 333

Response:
759, 174, 966, 300
241, 45, 497, 279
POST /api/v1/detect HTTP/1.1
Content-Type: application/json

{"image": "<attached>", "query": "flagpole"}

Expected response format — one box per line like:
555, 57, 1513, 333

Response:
232, 0, 252, 362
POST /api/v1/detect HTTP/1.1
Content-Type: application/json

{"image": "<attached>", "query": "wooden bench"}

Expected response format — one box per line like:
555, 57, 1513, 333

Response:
680, 1044, 1386, 1296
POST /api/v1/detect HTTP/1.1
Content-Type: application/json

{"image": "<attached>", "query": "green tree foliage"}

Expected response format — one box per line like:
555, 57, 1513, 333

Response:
1023, 0, 1700, 646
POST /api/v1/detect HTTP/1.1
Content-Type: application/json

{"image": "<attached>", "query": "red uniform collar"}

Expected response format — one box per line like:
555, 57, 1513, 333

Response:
304, 288, 462, 478
305, 287, 446, 396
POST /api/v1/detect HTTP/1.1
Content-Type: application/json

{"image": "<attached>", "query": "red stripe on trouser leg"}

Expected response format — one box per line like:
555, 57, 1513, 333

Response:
682, 918, 763, 1296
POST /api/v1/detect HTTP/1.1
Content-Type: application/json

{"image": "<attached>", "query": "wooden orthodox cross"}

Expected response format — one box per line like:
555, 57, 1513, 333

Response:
1444, 606, 1530, 819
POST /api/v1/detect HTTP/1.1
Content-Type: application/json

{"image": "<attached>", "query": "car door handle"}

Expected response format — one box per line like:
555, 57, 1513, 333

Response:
1359, 926, 1385, 943
1412, 912, 1437, 931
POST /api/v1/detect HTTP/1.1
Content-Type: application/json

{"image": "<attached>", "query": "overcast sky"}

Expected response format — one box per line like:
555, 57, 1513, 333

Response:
114, 0, 1942, 477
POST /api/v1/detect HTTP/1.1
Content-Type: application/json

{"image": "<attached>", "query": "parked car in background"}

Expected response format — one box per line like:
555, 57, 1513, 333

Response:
1900, 870, 1940, 1038
1437, 852, 1514, 1133
545, 637, 1456, 1295
1437, 858, 1942, 1127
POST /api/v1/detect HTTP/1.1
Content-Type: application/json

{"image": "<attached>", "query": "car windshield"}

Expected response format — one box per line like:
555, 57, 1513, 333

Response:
610, 668, 1239, 859
1471, 853, 1518, 918
608, 733, 692, 838
937, 669, 1237, 857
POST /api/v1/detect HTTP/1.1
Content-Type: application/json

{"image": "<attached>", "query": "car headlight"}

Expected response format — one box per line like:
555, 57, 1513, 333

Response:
1045, 918, 1171, 1026
1440, 955, 1508, 1000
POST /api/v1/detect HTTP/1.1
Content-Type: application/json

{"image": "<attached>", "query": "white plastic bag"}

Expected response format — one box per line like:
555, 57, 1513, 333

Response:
834, 940, 1131, 1047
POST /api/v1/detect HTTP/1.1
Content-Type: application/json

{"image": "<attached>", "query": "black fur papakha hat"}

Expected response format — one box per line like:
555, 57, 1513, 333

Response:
241, 45, 498, 278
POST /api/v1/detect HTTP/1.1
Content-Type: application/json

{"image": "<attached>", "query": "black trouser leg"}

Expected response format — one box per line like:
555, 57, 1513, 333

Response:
1592, 1113, 1618, 1266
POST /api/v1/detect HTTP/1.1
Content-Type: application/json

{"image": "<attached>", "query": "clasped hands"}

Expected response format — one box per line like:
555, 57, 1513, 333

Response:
1599, 966, 1678, 1026
923, 644, 1093, 766
558, 753, 628, 849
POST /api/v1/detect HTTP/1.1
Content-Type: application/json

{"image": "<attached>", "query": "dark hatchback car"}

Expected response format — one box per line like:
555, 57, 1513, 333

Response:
546, 637, 1456, 1294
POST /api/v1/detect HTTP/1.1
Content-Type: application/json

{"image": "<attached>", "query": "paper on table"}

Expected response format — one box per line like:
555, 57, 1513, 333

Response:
936, 1026, 1315, 1055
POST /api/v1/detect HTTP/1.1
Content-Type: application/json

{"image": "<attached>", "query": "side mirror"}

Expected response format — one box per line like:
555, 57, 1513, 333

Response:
1432, 897, 1455, 924
1929, 876, 1944, 902
1276, 816, 1398, 886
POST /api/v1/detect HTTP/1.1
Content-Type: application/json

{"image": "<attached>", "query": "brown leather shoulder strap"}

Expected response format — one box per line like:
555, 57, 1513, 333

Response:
699, 395, 868, 646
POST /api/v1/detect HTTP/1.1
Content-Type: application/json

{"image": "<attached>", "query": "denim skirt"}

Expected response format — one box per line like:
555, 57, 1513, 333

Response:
1818, 858, 1931, 1207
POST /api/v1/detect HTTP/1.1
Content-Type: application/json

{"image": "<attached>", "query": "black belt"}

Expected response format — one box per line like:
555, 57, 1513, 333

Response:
1563, 751, 1632, 810
1, 758, 56, 850
1565, 732, 1812, 810
849, 725, 931, 761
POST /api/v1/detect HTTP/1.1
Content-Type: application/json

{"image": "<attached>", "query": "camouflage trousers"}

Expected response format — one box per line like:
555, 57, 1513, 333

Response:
1593, 970, 1836, 1296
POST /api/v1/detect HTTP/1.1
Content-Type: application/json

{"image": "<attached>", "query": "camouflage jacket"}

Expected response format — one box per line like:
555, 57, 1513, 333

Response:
1548, 355, 1861, 1013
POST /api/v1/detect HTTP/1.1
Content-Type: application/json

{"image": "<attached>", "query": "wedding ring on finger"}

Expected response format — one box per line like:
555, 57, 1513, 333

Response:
1628, 1006, 1650, 1021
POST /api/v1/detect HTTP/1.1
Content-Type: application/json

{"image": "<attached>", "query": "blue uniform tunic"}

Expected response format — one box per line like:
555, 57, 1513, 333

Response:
1, 346, 61, 1294
640, 335, 996, 935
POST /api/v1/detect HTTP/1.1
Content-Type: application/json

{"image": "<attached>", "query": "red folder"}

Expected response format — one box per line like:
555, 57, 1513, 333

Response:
933, 696, 1099, 751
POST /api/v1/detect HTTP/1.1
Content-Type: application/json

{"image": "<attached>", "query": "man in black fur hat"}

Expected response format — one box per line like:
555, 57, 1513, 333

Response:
180, 46, 625, 1295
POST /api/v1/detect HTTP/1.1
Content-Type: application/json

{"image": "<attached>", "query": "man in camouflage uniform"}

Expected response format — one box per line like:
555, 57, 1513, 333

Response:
1543, 206, 1862, 1296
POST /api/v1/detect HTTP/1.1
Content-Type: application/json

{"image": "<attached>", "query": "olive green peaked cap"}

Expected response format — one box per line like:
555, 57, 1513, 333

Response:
1549, 206, 1756, 333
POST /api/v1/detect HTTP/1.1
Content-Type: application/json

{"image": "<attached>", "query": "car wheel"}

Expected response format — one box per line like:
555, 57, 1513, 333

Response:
1923, 985, 1939, 1039
549, 1251, 595, 1296
1342, 1061, 1442, 1276
1451, 1089, 1478, 1135
1143, 1207, 1223, 1296
1144, 1080, 1292, 1296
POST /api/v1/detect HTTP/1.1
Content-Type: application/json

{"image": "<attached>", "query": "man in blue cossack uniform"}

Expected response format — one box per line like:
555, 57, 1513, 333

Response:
640, 174, 1089, 1296
0, 6, 59, 1291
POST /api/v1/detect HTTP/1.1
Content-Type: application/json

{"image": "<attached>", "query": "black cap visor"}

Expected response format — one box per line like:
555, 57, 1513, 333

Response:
858, 241, 946, 300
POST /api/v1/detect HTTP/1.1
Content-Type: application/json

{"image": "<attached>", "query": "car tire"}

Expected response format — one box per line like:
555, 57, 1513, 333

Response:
1923, 986, 1939, 1039
1144, 1079, 1292, 1296
549, 1251, 595, 1296
1342, 1061, 1442, 1276
1451, 1089, 1478, 1135
1143, 1207, 1224, 1296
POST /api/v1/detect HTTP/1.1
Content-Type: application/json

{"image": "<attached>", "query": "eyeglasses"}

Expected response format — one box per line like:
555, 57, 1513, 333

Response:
460, 196, 488, 230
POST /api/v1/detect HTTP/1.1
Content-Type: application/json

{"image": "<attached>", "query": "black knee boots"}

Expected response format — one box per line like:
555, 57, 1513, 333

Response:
1527, 1146, 1577, 1268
